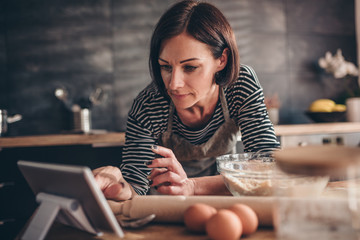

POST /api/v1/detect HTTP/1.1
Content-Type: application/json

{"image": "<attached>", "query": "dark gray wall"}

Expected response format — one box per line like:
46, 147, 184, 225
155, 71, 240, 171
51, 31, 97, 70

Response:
0, 0, 356, 136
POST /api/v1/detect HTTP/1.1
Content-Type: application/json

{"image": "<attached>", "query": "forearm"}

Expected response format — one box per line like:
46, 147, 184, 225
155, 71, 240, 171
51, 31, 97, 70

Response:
122, 116, 158, 195
191, 175, 231, 195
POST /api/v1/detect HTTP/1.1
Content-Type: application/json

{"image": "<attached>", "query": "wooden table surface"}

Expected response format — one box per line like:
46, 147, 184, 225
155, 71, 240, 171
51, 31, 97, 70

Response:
42, 222, 275, 240
16, 182, 350, 240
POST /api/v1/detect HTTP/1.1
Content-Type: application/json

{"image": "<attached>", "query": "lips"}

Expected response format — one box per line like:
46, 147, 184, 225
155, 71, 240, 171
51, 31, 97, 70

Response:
168, 89, 188, 98
170, 93, 189, 100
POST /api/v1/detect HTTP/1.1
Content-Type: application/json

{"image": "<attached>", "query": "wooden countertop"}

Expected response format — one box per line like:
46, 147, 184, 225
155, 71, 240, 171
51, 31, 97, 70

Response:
0, 132, 125, 148
15, 181, 349, 240
274, 122, 360, 136
17, 222, 275, 240
1, 122, 360, 148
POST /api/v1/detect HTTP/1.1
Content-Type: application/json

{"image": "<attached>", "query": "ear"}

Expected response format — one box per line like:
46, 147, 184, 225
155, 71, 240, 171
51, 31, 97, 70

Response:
216, 48, 229, 72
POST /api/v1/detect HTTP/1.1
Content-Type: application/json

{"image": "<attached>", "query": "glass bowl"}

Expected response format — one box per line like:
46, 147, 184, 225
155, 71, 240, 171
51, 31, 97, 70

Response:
216, 153, 329, 197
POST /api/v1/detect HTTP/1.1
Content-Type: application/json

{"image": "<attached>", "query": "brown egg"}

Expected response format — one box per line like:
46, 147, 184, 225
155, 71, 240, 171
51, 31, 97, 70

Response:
183, 203, 217, 233
228, 203, 258, 235
206, 209, 242, 240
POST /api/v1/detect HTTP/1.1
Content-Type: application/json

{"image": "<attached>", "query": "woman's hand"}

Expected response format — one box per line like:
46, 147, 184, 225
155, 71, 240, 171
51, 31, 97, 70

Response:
146, 145, 195, 195
92, 166, 133, 201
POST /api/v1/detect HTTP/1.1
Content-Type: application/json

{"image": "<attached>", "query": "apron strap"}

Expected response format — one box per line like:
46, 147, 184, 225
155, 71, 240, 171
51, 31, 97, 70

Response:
219, 87, 231, 121
166, 102, 175, 132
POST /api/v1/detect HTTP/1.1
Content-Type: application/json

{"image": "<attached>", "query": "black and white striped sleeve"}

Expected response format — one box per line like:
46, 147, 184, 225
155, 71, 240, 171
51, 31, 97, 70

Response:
120, 115, 155, 195
230, 65, 280, 152
120, 85, 169, 195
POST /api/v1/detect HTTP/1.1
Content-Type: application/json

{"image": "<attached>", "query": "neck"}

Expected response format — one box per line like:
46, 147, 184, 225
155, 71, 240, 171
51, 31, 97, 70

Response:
176, 86, 220, 129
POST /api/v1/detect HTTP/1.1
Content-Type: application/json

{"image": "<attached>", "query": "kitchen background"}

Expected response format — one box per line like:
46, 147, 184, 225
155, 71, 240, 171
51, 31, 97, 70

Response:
0, 1, 358, 238
0, 0, 357, 136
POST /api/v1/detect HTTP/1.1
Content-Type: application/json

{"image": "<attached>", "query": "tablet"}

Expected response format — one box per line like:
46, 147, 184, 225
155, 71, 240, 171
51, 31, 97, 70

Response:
17, 160, 124, 239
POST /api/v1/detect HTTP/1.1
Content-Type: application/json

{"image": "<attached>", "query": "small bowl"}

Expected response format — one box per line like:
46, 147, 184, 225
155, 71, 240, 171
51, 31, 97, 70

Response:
216, 153, 329, 197
305, 111, 346, 123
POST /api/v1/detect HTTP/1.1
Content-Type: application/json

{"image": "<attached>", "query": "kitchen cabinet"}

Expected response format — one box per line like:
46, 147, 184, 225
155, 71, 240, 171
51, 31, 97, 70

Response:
235, 122, 360, 151
274, 122, 360, 148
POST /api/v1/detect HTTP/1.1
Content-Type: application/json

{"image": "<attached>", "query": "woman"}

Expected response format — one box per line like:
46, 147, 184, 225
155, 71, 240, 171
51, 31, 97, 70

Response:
93, 0, 280, 201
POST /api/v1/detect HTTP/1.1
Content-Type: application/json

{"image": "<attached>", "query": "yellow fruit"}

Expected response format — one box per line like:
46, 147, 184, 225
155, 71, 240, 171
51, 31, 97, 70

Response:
332, 104, 346, 112
308, 99, 335, 112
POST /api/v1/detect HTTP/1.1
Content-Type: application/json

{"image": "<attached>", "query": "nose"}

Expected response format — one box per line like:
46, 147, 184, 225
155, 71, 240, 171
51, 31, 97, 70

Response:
168, 68, 184, 90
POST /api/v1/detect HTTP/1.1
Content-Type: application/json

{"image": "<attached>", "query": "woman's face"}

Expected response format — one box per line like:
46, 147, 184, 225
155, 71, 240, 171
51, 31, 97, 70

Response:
158, 32, 227, 110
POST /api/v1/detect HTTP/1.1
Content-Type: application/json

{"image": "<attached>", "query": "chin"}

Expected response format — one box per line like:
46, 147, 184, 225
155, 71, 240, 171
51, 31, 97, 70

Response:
171, 99, 194, 110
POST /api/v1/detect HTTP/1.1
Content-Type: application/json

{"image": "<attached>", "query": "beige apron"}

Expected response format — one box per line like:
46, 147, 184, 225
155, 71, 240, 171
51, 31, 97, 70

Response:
159, 87, 239, 177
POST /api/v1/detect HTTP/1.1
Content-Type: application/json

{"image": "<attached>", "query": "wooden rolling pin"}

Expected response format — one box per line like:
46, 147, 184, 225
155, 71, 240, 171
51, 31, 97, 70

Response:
108, 195, 274, 226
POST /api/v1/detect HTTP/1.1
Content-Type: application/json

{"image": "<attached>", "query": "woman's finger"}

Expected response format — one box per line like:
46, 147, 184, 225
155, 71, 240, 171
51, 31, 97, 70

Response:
147, 157, 183, 174
93, 166, 122, 190
147, 157, 173, 169
155, 178, 195, 195
151, 170, 183, 187
92, 166, 132, 201
151, 145, 176, 158
147, 167, 168, 180
104, 182, 132, 201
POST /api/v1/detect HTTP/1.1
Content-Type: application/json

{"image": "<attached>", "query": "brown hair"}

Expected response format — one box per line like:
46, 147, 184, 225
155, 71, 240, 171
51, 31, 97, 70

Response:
149, 0, 240, 97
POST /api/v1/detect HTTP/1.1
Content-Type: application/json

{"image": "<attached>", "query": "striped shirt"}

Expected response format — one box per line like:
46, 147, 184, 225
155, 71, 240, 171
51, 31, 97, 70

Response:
120, 65, 280, 195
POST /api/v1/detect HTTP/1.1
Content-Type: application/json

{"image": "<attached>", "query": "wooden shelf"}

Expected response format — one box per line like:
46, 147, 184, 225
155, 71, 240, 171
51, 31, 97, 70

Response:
0, 132, 125, 148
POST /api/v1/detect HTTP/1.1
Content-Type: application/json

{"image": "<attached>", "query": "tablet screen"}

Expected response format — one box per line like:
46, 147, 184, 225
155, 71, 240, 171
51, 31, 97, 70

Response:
17, 160, 124, 238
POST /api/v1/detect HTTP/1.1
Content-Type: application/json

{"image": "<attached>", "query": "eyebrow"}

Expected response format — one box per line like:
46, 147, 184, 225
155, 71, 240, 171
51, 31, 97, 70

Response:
158, 58, 200, 64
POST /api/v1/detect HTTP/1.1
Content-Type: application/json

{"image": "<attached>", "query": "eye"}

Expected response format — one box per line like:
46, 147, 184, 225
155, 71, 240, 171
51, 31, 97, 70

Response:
160, 65, 172, 73
184, 65, 197, 72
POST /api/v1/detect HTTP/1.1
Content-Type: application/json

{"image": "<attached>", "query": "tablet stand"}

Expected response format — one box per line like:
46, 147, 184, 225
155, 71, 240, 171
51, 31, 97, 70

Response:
21, 192, 102, 240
